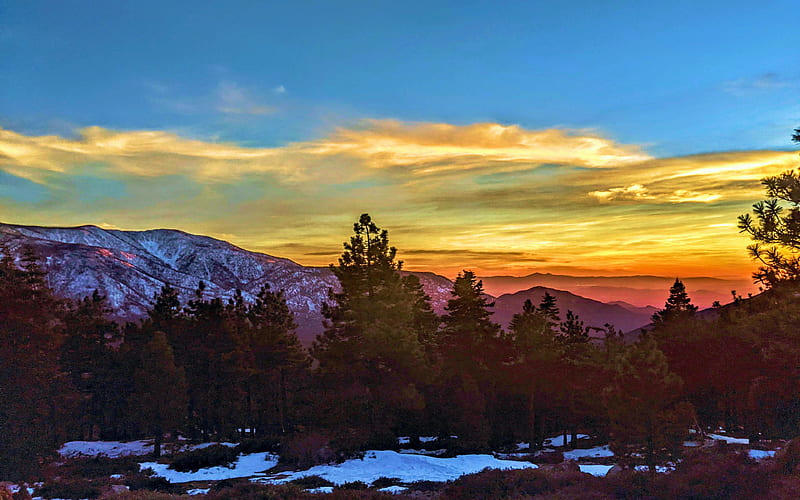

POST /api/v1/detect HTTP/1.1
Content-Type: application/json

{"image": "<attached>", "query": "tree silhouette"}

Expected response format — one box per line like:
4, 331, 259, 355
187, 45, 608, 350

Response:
738, 127, 800, 286
652, 279, 698, 325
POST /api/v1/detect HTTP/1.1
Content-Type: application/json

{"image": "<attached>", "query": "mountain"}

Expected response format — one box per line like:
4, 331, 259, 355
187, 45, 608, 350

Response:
0, 223, 453, 344
491, 286, 655, 334
478, 273, 756, 309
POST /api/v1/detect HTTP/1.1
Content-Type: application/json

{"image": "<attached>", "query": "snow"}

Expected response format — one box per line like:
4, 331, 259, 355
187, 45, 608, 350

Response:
579, 464, 615, 476
749, 449, 776, 460
59, 440, 153, 458
191, 442, 237, 450
187, 488, 210, 495
563, 445, 614, 460
267, 450, 537, 485
420, 436, 437, 443
379, 485, 408, 493
709, 434, 749, 445
308, 486, 334, 494
543, 434, 589, 447
140, 452, 278, 483
397, 436, 411, 445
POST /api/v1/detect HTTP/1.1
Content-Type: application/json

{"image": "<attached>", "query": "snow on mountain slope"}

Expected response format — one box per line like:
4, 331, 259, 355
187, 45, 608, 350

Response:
0, 223, 452, 344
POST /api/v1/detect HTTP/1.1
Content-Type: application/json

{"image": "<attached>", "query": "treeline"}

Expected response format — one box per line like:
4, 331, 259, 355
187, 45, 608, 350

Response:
3, 213, 800, 481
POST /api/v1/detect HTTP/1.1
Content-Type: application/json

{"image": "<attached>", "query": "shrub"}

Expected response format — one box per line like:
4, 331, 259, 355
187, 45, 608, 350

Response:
235, 437, 281, 455
101, 492, 188, 500
124, 471, 181, 494
204, 482, 310, 500
334, 481, 369, 490
666, 448, 770, 500
288, 475, 334, 488
280, 431, 337, 469
441, 468, 599, 499
370, 477, 401, 488
168, 444, 239, 472
35, 479, 101, 499
57, 456, 140, 479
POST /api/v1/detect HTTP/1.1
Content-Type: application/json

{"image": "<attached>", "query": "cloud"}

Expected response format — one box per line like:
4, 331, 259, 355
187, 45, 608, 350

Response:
589, 184, 722, 203
273, 85, 287, 94
589, 184, 654, 202
306, 120, 652, 172
217, 81, 277, 116
722, 72, 796, 96
0, 120, 795, 280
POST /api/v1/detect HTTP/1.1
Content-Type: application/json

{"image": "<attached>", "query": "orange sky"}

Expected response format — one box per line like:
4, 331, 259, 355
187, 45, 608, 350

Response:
0, 122, 796, 282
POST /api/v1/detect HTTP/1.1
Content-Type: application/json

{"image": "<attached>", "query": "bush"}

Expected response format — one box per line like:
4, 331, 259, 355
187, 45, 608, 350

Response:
665, 449, 770, 500
288, 475, 334, 488
102, 492, 188, 500
56, 456, 140, 479
235, 437, 281, 455
334, 481, 369, 490
370, 477, 401, 488
441, 468, 599, 499
204, 482, 311, 500
124, 471, 181, 494
35, 479, 101, 499
168, 444, 239, 472
280, 432, 337, 469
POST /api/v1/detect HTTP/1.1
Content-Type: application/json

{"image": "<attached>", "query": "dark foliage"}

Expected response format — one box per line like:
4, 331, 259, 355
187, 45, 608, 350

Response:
35, 479, 101, 499
287, 475, 334, 488
168, 444, 239, 472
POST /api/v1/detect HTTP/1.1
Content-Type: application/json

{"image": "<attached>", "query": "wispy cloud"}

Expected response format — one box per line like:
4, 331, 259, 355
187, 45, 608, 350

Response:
722, 72, 796, 96
0, 120, 794, 279
216, 81, 277, 116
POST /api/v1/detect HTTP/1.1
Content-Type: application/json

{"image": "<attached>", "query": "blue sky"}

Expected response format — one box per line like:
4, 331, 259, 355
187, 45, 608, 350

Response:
0, 1, 798, 280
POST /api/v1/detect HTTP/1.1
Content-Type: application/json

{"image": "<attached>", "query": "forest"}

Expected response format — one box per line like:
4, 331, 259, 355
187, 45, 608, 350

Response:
3, 140, 800, 498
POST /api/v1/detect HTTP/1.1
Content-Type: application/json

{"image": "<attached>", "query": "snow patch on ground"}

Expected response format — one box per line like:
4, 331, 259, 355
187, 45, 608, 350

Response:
267, 450, 537, 485
579, 464, 615, 476
709, 434, 749, 445
59, 440, 153, 458
186, 488, 210, 495
140, 452, 278, 483
379, 485, 408, 493
543, 434, 589, 447
564, 445, 614, 460
749, 449, 776, 460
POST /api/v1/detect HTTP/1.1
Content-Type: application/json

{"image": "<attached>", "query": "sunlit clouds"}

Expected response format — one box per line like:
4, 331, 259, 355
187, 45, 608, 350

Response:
0, 120, 796, 280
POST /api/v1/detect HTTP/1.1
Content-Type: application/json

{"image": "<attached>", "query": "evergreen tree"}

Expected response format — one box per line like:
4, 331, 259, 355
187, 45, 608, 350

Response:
436, 270, 502, 448
559, 309, 589, 343
507, 298, 561, 447
242, 285, 310, 435
312, 214, 431, 445
129, 331, 188, 458
604, 338, 694, 471
652, 279, 698, 325
60, 290, 120, 439
0, 244, 76, 479
538, 291, 560, 320
737, 127, 800, 286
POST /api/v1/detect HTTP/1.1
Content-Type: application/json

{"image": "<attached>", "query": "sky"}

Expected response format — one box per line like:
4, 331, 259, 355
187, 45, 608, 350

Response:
0, 1, 798, 281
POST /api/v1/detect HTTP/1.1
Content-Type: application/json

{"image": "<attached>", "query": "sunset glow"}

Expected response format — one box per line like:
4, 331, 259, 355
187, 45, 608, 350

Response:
1, 1, 797, 286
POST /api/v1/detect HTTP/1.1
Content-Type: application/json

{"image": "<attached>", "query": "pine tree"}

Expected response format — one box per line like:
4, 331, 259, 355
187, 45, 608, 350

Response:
312, 214, 431, 445
129, 331, 188, 458
559, 309, 589, 343
60, 290, 120, 439
604, 338, 694, 471
538, 291, 560, 320
507, 298, 561, 447
242, 284, 310, 435
436, 270, 502, 449
0, 244, 75, 479
737, 127, 800, 286
652, 279, 698, 325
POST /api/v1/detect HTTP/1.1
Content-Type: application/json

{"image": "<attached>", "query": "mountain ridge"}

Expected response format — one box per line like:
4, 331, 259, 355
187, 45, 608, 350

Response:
2, 222, 666, 343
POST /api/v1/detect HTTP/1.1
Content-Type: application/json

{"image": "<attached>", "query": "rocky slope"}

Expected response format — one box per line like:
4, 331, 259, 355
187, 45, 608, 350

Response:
0, 223, 653, 344
0, 223, 453, 344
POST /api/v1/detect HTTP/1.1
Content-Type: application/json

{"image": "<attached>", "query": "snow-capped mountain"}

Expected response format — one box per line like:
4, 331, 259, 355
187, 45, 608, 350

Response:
0, 223, 453, 344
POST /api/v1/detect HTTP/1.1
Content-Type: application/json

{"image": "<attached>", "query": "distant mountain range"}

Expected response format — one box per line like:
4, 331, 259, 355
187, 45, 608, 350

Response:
1, 223, 696, 343
477, 273, 757, 310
